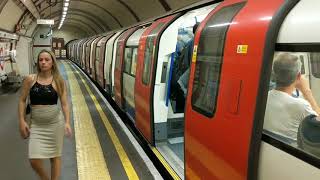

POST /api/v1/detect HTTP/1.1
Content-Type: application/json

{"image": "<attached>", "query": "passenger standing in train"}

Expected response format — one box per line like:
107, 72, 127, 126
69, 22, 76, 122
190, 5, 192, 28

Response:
177, 22, 200, 97
178, 22, 200, 98
18, 49, 72, 180
264, 53, 320, 143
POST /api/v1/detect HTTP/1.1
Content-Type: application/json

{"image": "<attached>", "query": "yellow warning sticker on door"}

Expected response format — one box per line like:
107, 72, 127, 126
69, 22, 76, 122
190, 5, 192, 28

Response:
237, 45, 248, 54
192, 45, 198, 63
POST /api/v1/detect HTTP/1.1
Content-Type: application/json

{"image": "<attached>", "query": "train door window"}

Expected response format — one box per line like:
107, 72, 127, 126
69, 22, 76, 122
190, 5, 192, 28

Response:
191, 3, 245, 117
124, 48, 133, 74
310, 53, 320, 78
115, 43, 122, 70
131, 48, 138, 76
95, 47, 101, 77
263, 51, 320, 159
142, 23, 165, 85
96, 47, 100, 62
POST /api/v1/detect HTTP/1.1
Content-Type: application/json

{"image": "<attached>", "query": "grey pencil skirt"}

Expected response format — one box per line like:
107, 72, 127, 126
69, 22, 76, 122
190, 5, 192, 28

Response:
28, 105, 64, 159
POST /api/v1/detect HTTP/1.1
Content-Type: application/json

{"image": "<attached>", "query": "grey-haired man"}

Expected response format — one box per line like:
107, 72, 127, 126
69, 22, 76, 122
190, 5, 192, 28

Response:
264, 53, 320, 142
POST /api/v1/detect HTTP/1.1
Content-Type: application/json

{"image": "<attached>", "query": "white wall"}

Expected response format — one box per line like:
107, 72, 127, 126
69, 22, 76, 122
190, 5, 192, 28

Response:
32, 26, 52, 64
16, 36, 32, 76
0, 0, 23, 31
53, 28, 87, 45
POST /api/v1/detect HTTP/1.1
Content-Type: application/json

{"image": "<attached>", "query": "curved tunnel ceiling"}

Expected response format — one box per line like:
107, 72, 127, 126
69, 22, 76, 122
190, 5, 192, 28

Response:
3, 0, 202, 39
49, 10, 107, 32
43, 8, 111, 31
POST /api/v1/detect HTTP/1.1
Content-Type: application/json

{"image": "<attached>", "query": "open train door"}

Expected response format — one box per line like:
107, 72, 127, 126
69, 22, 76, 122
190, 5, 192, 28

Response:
114, 28, 138, 108
184, 0, 296, 179
135, 14, 179, 144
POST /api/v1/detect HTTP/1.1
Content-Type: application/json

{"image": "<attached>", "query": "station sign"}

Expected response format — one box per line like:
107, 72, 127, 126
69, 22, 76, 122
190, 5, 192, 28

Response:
37, 19, 54, 25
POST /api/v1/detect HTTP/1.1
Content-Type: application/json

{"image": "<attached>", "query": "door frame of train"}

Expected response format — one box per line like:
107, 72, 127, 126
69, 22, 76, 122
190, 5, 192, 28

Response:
135, 14, 181, 144
249, 0, 300, 179
106, 31, 123, 93
96, 33, 115, 88
91, 35, 105, 80
84, 37, 95, 72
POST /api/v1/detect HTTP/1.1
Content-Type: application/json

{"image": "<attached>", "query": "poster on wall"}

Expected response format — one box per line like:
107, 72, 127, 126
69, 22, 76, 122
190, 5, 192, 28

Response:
0, 39, 12, 77
54, 49, 60, 58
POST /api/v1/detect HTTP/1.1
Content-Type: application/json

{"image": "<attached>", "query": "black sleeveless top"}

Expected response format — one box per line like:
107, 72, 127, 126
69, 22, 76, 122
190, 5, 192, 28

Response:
30, 76, 58, 105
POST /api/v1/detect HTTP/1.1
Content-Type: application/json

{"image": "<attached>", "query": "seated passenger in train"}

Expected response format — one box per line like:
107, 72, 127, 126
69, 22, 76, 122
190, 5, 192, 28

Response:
264, 53, 320, 144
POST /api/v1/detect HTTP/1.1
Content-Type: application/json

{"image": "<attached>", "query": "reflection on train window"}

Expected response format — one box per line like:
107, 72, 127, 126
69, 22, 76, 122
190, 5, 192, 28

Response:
264, 51, 320, 158
124, 48, 132, 74
82, 47, 85, 64
299, 55, 305, 74
115, 43, 122, 70
95, 47, 101, 78
142, 23, 165, 85
191, 3, 245, 117
131, 48, 138, 76
310, 53, 320, 78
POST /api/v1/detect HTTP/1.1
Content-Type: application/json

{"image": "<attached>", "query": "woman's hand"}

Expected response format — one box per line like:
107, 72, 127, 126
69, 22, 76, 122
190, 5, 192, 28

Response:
19, 121, 30, 139
65, 123, 72, 137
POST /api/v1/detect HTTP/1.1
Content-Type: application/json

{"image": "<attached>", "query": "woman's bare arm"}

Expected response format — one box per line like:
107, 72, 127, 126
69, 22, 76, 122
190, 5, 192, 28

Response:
18, 75, 33, 123
18, 75, 33, 138
60, 81, 70, 124
60, 81, 72, 137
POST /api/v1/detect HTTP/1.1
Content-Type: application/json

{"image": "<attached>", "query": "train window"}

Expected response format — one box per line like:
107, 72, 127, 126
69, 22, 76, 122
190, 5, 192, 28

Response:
264, 51, 320, 158
142, 23, 165, 85
310, 53, 320, 78
191, 3, 245, 117
131, 48, 138, 76
124, 48, 133, 74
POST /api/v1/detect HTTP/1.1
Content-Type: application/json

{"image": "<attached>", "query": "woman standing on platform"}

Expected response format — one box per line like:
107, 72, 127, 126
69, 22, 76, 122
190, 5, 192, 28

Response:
18, 49, 72, 180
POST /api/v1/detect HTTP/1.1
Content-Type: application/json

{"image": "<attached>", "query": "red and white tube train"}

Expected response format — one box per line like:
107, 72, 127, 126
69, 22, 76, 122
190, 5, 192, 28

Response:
67, 0, 320, 179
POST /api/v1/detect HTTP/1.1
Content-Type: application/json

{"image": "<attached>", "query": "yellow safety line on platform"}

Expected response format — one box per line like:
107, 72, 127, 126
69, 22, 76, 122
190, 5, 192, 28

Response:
64, 63, 111, 180
67, 62, 139, 180
151, 147, 180, 180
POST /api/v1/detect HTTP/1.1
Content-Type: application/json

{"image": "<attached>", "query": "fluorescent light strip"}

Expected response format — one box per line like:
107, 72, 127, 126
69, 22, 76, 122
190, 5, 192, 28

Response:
59, 0, 71, 29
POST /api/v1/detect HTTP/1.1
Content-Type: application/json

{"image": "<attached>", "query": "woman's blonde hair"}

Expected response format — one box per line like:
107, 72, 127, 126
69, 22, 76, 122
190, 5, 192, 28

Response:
37, 49, 65, 96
